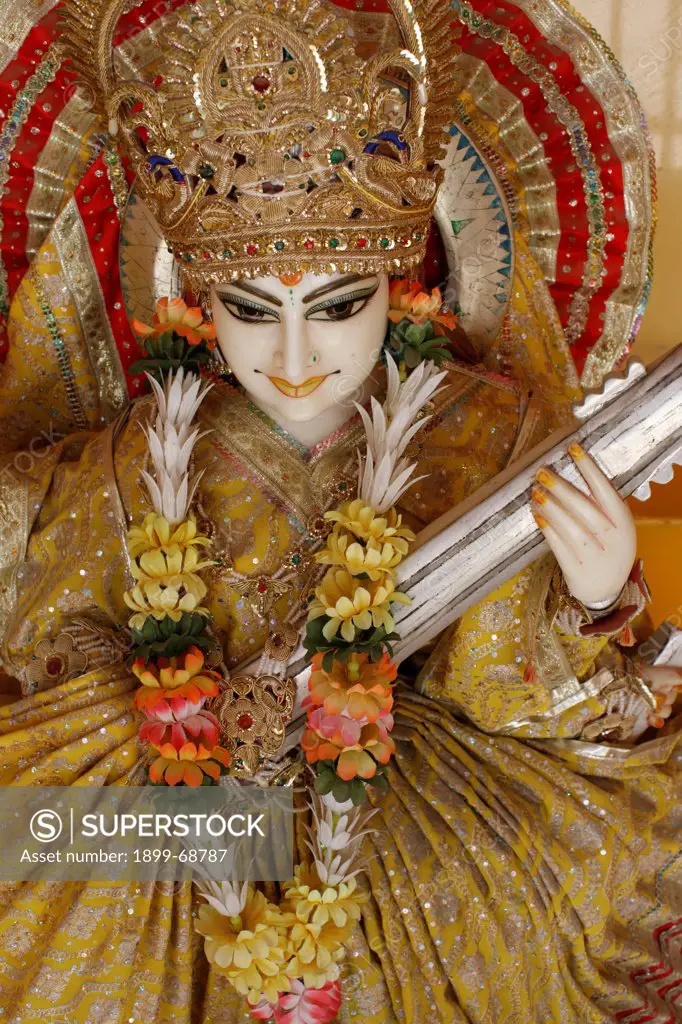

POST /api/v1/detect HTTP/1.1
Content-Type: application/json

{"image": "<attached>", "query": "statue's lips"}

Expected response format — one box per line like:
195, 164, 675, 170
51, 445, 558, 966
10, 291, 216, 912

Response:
267, 374, 329, 398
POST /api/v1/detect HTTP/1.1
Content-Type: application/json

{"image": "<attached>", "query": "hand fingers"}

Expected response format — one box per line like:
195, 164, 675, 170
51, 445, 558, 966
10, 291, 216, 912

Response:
531, 488, 604, 557
532, 508, 579, 570
638, 663, 682, 694
568, 444, 630, 526
535, 466, 613, 537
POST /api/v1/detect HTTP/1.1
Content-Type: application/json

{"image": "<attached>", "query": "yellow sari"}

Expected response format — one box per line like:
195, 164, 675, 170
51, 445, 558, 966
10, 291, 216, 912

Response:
0, 228, 681, 1024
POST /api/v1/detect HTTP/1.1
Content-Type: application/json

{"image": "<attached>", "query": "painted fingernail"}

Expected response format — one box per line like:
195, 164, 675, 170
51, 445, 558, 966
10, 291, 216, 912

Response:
568, 442, 586, 460
536, 468, 555, 488
533, 511, 549, 529
531, 486, 548, 506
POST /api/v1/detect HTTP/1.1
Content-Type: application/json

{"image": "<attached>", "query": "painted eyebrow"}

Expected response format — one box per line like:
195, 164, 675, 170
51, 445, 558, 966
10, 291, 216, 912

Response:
302, 274, 373, 305
219, 281, 284, 307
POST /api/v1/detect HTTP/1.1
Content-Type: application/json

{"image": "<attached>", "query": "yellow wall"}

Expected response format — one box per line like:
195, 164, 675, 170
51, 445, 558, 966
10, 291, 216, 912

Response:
577, 0, 682, 628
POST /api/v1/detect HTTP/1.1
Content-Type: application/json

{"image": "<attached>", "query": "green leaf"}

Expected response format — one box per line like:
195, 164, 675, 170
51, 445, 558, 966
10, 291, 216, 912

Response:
349, 779, 368, 805
405, 322, 429, 344
141, 618, 157, 641
314, 771, 336, 795
332, 779, 351, 803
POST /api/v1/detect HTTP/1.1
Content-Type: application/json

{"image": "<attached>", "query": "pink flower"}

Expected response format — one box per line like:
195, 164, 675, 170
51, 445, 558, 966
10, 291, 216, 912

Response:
249, 998, 276, 1021
143, 695, 205, 723
273, 980, 342, 1024
139, 707, 220, 752
307, 707, 362, 746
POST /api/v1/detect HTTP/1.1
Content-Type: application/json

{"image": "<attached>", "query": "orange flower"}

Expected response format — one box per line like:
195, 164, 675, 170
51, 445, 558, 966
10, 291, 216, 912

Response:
149, 741, 230, 787
133, 646, 221, 713
301, 718, 395, 780
131, 296, 217, 347
388, 278, 457, 331
306, 652, 396, 722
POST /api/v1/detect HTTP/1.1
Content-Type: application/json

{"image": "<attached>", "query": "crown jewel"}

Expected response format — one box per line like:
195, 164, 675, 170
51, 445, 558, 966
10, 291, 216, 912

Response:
62, 0, 459, 284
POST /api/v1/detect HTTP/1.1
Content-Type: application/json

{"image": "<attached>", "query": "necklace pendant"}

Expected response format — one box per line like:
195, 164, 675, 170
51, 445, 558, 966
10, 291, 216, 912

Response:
210, 673, 297, 777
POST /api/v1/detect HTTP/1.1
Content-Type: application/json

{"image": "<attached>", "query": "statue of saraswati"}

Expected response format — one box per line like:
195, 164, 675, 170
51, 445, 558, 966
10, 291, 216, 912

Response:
0, 0, 681, 1020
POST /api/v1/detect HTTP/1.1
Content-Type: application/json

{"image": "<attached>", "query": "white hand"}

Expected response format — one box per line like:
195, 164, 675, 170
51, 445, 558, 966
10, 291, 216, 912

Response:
531, 443, 637, 608
628, 663, 682, 737
639, 663, 682, 730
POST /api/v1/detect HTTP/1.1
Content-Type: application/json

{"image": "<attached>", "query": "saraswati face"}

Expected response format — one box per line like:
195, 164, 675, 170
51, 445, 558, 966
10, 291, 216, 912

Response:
211, 272, 389, 426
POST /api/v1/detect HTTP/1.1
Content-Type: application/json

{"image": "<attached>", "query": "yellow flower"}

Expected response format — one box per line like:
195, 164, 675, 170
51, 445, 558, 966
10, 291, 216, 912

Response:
130, 543, 213, 586
325, 500, 415, 555
127, 513, 210, 558
315, 528, 403, 581
124, 576, 209, 630
195, 888, 291, 1004
307, 569, 409, 642
280, 867, 365, 989
285, 865, 367, 932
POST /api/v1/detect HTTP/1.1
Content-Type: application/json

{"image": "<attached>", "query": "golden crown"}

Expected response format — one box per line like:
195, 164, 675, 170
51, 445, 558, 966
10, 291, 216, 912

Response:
62, 0, 459, 285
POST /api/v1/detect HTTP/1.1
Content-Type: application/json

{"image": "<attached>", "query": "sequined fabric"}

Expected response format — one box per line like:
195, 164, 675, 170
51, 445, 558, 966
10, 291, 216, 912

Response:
1, 274, 681, 1020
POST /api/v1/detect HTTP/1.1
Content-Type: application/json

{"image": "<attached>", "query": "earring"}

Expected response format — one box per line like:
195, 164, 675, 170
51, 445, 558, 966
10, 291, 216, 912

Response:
209, 345, 234, 380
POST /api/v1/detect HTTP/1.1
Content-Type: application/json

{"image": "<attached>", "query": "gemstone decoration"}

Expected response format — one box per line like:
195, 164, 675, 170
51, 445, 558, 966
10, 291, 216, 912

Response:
329, 147, 346, 165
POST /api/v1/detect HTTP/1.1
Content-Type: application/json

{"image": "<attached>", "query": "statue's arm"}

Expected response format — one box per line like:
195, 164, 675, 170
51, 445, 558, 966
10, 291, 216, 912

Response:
0, 417, 136, 689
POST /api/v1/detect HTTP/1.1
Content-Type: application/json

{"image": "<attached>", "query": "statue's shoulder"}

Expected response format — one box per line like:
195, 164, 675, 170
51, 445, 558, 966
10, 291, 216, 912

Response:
433, 358, 522, 414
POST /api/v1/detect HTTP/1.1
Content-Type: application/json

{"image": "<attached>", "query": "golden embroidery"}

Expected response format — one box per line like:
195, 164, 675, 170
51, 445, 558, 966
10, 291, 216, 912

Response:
211, 673, 297, 776
52, 198, 128, 423
23, 632, 87, 695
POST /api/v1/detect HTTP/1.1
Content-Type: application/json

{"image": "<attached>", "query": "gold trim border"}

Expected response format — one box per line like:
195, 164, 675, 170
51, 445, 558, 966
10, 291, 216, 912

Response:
52, 198, 128, 423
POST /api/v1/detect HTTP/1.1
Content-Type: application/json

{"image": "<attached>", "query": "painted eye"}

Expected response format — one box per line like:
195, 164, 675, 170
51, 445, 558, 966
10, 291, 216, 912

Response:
306, 286, 378, 322
318, 298, 357, 321
219, 296, 280, 323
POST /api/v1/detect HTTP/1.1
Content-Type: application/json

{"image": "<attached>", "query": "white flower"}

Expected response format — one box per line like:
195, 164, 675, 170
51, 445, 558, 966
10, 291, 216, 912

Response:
305, 796, 377, 885
355, 359, 447, 512
141, 369, 213, 523
196, 878, 249, 918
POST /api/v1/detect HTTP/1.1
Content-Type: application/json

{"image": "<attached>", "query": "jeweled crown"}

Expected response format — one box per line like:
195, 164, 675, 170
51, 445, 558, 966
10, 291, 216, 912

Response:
62, 0, 459, 285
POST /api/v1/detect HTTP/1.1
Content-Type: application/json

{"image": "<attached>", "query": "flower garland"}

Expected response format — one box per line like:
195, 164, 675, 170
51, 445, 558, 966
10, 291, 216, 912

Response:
122, 366, 231, 787
301, 358, 446, 806
122, 285, 451, 1020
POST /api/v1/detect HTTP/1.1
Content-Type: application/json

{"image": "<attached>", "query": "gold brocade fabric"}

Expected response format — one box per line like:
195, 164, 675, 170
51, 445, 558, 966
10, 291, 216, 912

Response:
0, 246, 681, 1023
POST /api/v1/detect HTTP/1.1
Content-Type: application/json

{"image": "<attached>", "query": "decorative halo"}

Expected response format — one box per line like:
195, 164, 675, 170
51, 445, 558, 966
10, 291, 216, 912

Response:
435, 124, 514, 347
